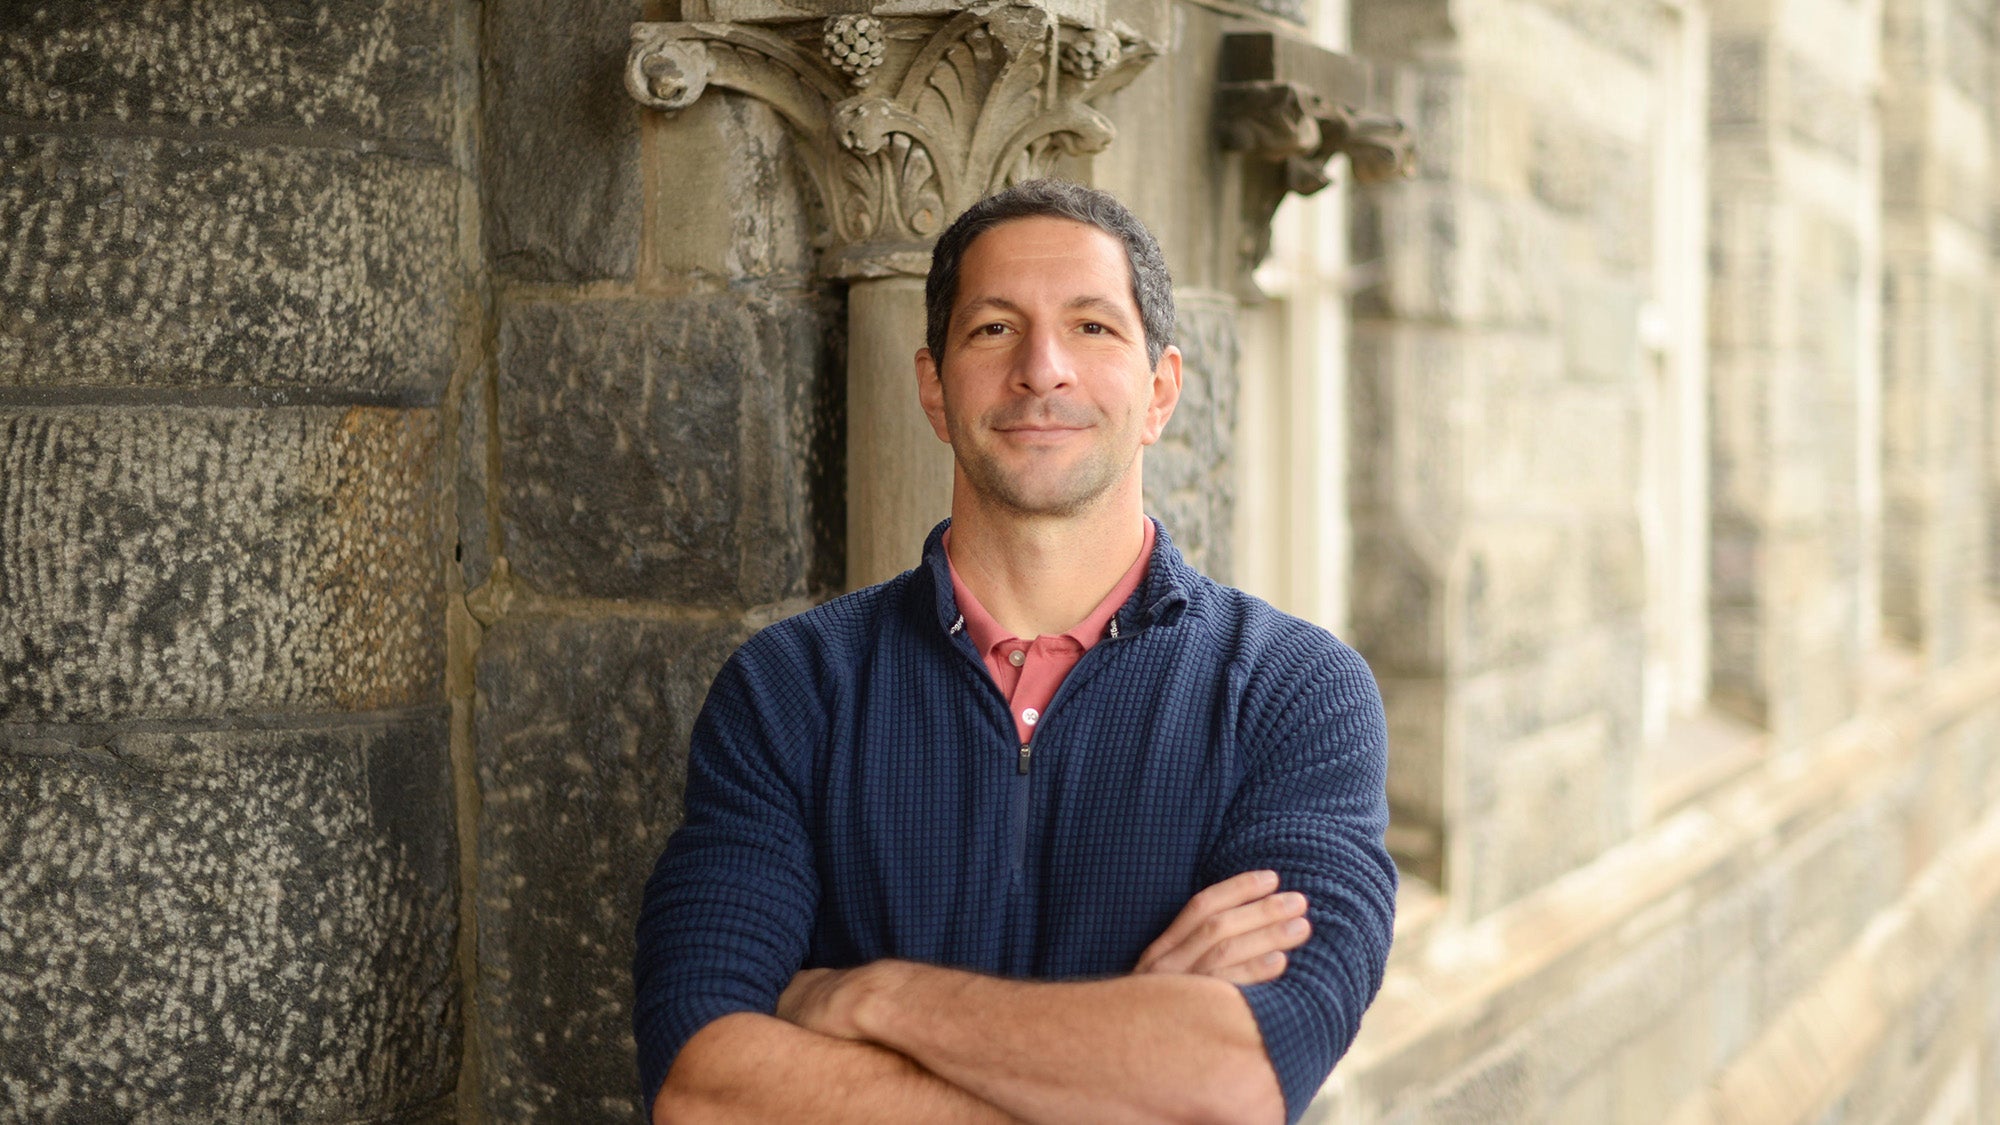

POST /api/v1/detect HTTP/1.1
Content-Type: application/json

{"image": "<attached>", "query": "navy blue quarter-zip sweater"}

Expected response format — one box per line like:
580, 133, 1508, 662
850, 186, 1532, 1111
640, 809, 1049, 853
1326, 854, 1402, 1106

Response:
633, 520, 1397, 1122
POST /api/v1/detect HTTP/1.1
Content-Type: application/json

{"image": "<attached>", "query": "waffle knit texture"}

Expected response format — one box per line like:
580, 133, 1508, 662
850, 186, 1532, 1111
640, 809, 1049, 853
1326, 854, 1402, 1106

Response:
632, 519, 1397, 1122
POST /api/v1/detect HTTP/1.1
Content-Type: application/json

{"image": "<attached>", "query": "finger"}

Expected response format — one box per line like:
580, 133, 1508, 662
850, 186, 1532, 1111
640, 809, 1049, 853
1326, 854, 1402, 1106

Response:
1141, 891, 1305, 973
1190, 914, 1311, 976
1138, 871, 1279, 967
775, 968, 832, 1024
1142, 891, 1308, 974
1212, 950, 1289, 986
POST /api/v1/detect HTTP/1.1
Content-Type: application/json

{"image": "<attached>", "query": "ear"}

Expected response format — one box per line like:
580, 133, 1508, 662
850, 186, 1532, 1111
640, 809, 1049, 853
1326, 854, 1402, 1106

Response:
1139, 345, 1183, 446
916, 347, 953, 444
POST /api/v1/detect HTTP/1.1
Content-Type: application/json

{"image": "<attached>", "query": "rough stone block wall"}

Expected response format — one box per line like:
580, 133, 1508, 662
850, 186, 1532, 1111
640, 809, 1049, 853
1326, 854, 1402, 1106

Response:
0, 1, 471, 1119
472, 616, 752, 1122
465, 1, 844, 1120
1706, 0, 1875, 738
1146, 294, 1240, 582
1349, 0, 1655, 917
14, 1, 2000, 1123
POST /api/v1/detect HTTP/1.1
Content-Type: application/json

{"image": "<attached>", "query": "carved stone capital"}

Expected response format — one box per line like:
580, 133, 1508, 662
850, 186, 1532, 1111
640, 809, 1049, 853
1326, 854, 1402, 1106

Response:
1215, 32, 1415, 283
628, 4, 1159, 279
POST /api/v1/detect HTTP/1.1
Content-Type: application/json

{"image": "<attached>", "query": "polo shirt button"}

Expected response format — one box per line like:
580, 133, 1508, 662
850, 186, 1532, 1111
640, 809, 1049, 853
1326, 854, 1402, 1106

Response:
1022, 708, 1039, 726
1008, 649, 1026, 667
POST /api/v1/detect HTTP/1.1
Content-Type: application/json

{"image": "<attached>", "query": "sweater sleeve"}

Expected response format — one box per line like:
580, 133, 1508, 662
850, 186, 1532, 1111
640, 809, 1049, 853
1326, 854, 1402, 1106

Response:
1203, 635, 1398, 1124
631, 638, 823, 1109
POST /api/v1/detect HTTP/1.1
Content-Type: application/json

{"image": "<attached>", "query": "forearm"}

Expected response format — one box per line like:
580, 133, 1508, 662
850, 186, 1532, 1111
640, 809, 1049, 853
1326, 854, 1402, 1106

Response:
827, 963, 1284, 1125
654, 1011, 1019, 1125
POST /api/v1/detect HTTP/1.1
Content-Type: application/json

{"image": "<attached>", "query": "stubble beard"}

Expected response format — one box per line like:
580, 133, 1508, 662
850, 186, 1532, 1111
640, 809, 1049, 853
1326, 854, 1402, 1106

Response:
949, 399, 1140, 519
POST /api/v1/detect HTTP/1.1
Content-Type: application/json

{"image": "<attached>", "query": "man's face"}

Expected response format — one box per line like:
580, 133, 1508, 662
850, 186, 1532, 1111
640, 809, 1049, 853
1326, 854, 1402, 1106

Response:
917, 216, 1182, 519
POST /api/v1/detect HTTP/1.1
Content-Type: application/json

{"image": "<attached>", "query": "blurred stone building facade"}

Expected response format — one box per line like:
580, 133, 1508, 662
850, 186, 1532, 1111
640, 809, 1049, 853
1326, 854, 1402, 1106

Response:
3, 0, 2000, 1122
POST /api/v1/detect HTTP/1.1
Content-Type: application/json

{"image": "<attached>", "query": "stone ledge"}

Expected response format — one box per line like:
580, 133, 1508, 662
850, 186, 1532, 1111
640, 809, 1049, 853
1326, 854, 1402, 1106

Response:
1660, 797, 2000, 1124
1312, 652, 2000, 1120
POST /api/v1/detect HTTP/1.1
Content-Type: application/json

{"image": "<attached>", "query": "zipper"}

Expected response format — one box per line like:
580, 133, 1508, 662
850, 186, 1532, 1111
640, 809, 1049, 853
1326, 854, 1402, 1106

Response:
1011, 744, 1031, 887
1008, 626, 1133, 882
945, 607, 1144, 889
945, 621, 1034, 885
1013, 742, 1031, 882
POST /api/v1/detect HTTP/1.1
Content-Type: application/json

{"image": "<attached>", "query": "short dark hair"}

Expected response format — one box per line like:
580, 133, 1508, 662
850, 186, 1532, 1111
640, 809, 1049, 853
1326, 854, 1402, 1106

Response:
924, 179, 1175, 369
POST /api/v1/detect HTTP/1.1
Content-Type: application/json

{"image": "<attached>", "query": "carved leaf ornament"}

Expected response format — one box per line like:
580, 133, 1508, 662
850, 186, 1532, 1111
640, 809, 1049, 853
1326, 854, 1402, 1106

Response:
1212, 31, 1416, 281
627, 4, 1157, 278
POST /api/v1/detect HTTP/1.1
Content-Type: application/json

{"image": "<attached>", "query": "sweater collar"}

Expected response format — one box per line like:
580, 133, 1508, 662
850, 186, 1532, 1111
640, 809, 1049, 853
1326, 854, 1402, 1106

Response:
921, 517, 1194, 639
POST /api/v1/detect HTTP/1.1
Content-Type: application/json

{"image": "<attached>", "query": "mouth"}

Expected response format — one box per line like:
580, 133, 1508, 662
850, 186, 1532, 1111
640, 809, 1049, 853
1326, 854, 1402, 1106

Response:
991, 410, 1095, 434
994, 424, 1090, 443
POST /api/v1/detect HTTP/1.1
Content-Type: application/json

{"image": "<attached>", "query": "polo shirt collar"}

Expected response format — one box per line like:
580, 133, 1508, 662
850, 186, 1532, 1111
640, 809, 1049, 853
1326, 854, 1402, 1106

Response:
945, 518, 1155, 654
921, 516, 1193, 639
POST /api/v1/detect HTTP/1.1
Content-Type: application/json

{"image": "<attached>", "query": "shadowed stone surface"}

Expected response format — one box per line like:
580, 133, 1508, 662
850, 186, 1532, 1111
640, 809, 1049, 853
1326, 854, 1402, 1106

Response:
482, 0, 644, 281
0, 135, 458, 394
645, 93, 820, 281
1146, 297, 1238, 582
0, 407, 444, 722
474, 614, 751, 1124
456, 365, 495, 591
0, 0, 454, 141
0, 714, 459, 1122
496, 291, 843, 606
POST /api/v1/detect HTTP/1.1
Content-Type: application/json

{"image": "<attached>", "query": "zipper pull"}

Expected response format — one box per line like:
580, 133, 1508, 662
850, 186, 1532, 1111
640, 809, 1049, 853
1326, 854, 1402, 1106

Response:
1018, 743, 1032, 775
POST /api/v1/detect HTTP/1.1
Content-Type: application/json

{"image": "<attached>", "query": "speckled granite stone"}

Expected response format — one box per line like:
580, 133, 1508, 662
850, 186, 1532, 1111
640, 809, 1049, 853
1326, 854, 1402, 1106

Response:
0, 407, 444, 722
0, 714, 459, 1122
0, 0, 453, 139
0, 135, 459, 394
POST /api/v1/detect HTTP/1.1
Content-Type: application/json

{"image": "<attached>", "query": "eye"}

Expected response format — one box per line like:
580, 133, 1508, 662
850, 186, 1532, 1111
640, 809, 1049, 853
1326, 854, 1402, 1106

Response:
1080, 322, 1108, 334
974, 322, 1011, 337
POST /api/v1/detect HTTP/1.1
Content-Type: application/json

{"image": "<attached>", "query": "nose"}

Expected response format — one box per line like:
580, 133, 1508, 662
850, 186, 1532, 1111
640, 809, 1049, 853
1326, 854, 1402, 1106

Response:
1012, 323, 1076, 395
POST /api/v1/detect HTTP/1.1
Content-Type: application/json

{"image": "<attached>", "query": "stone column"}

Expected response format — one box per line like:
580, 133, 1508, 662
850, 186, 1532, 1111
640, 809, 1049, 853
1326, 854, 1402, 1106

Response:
1350, 0, 1671, 917
847, 278, 953, 586
1879, 0, 1993, 668
1707, 0, 1879, 735
0, 2, 471, 1119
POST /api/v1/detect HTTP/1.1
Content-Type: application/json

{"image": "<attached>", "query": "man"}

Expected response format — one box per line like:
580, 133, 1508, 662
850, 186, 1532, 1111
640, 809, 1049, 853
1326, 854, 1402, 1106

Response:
633, 180, 1396, 1124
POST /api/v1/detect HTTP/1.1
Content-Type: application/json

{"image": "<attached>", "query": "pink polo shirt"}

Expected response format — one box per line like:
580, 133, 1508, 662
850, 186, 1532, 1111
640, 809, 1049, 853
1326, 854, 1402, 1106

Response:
946, 519, 1156, 746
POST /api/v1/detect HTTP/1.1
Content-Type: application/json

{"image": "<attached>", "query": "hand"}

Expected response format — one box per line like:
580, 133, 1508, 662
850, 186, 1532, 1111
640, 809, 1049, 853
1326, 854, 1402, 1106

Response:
1133, 870, 1310, 985
777, 967, 859, 1038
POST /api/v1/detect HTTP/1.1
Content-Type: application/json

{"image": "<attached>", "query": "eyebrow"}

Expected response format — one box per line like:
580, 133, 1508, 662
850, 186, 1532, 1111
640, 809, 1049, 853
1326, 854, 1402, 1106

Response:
956, 294, 1137, 324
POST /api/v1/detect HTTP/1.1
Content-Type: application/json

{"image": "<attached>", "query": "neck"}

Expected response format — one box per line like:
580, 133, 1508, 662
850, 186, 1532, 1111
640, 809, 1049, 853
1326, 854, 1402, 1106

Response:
945, 472, 1149, 639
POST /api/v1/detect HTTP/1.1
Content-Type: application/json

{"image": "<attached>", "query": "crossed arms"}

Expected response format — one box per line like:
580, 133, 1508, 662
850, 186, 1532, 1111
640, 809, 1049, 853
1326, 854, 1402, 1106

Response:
652, 871, 1312, 1125
635, 627, 1399, 1125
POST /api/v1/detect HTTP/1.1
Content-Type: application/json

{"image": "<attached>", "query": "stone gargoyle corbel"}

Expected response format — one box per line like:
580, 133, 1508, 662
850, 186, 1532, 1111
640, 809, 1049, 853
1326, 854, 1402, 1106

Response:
626, 2, 1160, 279
1215, 30, 1415, 283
